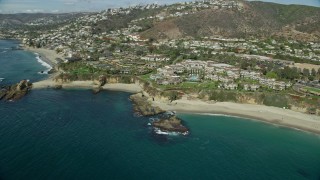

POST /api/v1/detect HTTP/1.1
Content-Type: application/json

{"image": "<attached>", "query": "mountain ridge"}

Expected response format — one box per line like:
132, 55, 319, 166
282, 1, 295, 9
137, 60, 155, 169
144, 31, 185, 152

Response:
140, 1, 320, 41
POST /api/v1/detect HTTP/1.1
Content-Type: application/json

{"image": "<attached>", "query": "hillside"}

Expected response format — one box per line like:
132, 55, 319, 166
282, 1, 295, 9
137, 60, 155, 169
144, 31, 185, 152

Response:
141, 1, 320, 41
0, 13, 89, 28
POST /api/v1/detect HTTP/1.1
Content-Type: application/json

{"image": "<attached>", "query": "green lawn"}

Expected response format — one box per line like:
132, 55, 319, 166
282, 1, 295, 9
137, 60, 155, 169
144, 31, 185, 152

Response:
304, 87, 320, 93
159, 81, 218, 91
140, 73, 152, 81
71, 67, 91, 74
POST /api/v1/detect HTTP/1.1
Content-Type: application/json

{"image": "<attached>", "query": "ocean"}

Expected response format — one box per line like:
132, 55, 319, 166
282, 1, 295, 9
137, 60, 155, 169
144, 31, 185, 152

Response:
1, 39, 320, 179
0, 40, 50, 86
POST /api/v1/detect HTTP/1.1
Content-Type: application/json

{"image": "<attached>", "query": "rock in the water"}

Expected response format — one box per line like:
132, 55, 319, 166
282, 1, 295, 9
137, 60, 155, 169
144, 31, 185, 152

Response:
0, 89, 7, 100
0, 80, 32, 101
53, 85, 63, 90
92, 86, 102, 94
130, 93, 189, 135
48, 69, 56, 74
130, 93, 165, 116
153, 116, 189, 135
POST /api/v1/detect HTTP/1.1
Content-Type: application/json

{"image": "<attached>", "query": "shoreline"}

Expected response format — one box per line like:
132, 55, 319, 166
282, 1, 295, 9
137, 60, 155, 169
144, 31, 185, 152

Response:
183, 111, 320, 135
149, 97, 320, 135
23, 46, 64, 67
23, 46, 320, 135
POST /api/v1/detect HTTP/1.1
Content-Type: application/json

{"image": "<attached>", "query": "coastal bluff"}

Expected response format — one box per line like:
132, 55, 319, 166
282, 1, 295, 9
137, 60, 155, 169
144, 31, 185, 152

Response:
0, 80, 32, 101
129, 93, 165, 116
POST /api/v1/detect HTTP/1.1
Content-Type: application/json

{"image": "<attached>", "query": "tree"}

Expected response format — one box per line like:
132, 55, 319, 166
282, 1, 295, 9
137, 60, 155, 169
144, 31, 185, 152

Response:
308, 76, 314, 81
311, 68, 316, 77
266, 71, 278, 79
136, 50, 144, 56
168, 91, 179, 102
302, 68, 310, 77
278, 66, 299, 80
240, 61, 249, 70
148, 45, 155, 53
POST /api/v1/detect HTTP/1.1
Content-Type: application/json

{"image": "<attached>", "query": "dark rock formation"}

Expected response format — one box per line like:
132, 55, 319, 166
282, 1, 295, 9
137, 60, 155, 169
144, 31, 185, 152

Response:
0, 80, 32, 101
130, 93, 165, 116
53, 85, 62, 90
92, 86, 102, 94
48, 68, 56, 74
153, 116, 189, 135
98, 75, 107, 86
130, 93, 189, 135
91, 75, 107, 95
0, 89, 6, 100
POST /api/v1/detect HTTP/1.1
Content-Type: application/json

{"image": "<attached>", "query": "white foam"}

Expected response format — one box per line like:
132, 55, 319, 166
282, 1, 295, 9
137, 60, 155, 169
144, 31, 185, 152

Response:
0, 50, 7, 53
35, 53, 52, 74
154, 128, 187, 136
149, 117, 159, 122
154, 129, 169, 135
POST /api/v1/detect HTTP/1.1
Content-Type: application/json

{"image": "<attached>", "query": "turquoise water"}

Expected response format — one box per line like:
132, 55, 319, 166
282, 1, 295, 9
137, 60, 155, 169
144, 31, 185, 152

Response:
0, 40, 48, 85
1, 40, 320, 179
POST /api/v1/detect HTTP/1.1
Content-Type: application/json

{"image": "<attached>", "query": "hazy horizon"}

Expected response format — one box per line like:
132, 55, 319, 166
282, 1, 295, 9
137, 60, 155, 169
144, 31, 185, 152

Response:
0, 0, 319, 14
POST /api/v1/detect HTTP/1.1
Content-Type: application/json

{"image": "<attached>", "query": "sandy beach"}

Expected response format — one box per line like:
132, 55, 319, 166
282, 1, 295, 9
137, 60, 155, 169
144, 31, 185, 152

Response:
149, 95, 320, 134
32, 79, 143, 93
24, 46, 64, 66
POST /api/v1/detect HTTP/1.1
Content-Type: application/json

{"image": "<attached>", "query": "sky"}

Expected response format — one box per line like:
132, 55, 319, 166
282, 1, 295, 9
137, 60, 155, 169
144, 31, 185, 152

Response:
0, 0, 193, 13
0, 0, 319, 14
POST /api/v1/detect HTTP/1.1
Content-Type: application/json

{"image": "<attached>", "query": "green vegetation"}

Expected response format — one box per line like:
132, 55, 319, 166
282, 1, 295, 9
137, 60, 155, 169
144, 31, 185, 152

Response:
159, 81, 218, 92
262, 93, 289, 108
304, 87, 320, 94
56, 62, 104, 81
266, 71, 278, 79
209, 91, 238, 102
140, 73, 152, 81
274, 54, 320, 65
163, 91, 181, 102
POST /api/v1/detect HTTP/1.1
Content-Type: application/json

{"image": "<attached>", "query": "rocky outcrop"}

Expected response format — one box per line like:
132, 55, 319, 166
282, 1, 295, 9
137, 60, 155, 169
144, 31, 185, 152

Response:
48, 68, 57, 74
130, 93, 189, 135
92, 86, 102, 94
0, 80, 32, 101
98, 75, 107, 86
153, 116, 189, 135
130, 93, 165, 116
53, 85, 62, 90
